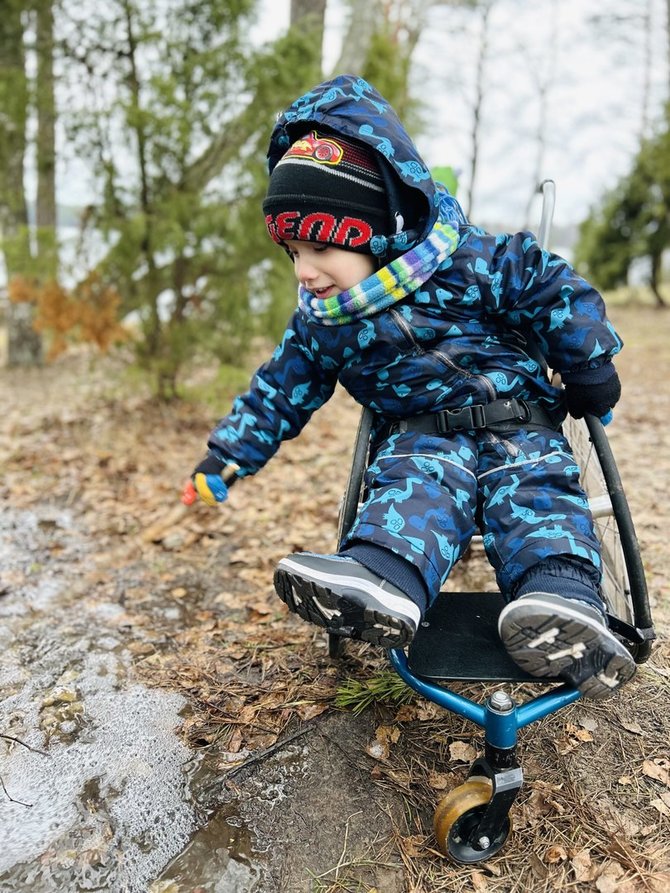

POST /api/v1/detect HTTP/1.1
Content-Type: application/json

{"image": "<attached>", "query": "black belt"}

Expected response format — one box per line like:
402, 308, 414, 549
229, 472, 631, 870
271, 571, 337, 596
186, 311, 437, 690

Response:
387, 398, 559, 435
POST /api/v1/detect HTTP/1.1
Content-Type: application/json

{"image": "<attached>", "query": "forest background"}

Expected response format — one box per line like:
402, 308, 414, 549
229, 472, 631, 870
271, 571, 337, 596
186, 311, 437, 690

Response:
1, 2, 670, 892
1, 0, 669, 391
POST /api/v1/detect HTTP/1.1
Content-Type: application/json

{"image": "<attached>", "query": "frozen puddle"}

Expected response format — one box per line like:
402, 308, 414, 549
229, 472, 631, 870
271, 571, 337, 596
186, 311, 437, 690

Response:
0, 683, 196, 890
0, 507, 257, 892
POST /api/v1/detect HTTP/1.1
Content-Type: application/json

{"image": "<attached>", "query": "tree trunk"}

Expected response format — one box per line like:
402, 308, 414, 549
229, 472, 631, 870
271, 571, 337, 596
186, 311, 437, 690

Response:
290, 0, 327, 68
35, 0, 58, 281
650, 249, 668, 308
0, 0, 42, 366
331, 0, 382, 76
120, 0, 163, 367
291, 0, 327, 26
465, 2, 492, 219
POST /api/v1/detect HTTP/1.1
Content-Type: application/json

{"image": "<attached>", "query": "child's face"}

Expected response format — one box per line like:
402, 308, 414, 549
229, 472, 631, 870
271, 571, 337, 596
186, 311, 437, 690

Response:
285, 240, 376, 297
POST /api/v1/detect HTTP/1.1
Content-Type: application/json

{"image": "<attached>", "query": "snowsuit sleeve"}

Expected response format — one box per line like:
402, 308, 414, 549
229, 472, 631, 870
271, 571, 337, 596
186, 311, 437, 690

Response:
207, 311, 339, 475
475, 231, 622, 374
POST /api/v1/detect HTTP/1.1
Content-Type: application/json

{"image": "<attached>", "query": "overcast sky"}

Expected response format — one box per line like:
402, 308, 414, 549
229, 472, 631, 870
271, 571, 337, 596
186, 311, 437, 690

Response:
253, 0, 669, 232
49, 0, 668, 239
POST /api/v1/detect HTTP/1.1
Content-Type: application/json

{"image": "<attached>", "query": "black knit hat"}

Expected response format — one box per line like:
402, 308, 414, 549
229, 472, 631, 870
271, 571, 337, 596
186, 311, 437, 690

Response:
263, 131, 388, 254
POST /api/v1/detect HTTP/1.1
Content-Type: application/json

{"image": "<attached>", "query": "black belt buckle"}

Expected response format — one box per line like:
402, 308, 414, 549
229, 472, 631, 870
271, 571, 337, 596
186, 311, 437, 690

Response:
512, 398, 532, 423
441, 404, 487, 432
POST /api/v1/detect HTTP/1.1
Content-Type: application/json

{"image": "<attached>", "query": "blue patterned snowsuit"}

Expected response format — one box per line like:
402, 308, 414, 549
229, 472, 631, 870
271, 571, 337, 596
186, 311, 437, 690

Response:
208, 75, 621, 603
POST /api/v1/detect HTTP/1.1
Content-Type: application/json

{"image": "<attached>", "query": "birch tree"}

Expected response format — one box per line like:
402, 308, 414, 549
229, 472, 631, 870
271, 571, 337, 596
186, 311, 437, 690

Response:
35, 0, 57, 282
463, 0, 492, 218
0, 0, 42, 366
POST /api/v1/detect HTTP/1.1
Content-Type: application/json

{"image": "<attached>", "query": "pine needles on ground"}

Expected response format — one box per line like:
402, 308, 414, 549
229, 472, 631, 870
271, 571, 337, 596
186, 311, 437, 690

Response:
335, 670, 415, 716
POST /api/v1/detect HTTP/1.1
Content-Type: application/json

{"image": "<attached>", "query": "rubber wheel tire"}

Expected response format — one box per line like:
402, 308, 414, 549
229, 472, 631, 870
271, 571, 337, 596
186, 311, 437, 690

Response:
434, 779, 509, 863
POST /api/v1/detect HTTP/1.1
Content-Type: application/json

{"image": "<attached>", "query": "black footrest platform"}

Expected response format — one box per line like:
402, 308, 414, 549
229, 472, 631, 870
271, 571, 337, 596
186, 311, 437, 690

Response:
408, 591, 561, 683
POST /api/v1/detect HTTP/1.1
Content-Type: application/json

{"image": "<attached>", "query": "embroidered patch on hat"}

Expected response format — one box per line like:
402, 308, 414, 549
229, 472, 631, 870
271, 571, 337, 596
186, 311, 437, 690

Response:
284, 132, 344, 165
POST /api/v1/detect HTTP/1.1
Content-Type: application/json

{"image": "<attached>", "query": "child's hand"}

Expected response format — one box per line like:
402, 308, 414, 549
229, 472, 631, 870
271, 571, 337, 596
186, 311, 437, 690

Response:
563, 369, 621, 420
189, 453, 239, 506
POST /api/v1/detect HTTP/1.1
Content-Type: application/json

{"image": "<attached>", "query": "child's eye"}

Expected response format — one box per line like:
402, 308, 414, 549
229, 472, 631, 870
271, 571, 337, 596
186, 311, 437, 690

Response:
314, 244, 329, 253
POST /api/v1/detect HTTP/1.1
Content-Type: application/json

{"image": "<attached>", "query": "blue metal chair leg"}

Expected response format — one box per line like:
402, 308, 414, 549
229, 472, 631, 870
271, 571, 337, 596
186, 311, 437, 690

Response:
388, 648, 582, 862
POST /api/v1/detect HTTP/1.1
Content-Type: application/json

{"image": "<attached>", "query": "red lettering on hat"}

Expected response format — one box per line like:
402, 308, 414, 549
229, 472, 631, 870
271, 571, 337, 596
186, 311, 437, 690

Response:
298, 213, 337, 242
275, 211, 300, 241
334, 217, 373, 247
265, 213, 280, 243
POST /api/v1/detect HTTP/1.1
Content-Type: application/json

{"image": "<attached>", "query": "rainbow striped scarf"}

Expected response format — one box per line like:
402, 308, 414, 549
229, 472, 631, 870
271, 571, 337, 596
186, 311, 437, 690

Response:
298, 208, 459, 326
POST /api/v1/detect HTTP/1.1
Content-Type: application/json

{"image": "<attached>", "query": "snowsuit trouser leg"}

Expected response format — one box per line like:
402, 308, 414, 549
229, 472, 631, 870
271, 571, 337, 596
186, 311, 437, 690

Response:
342, 426, 603, 608
342, 431, 479, 600
477, 428, 603, 603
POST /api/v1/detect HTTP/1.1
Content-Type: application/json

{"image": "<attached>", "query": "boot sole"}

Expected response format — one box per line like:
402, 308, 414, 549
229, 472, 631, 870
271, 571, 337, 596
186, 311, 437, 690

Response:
274, 562, 418, 648
499, 596, 636, 699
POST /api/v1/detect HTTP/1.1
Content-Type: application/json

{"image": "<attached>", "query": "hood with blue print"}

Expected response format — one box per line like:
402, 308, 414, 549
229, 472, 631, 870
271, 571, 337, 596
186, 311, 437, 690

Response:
266, 74, 468, 257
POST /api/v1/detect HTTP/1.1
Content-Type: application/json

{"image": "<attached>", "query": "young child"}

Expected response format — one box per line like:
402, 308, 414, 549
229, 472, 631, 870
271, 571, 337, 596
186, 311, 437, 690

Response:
189, 74, 635, 700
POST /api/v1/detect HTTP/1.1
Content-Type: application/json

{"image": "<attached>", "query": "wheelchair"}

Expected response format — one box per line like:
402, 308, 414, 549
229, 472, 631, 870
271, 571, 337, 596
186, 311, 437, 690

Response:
331, 181, 656, 864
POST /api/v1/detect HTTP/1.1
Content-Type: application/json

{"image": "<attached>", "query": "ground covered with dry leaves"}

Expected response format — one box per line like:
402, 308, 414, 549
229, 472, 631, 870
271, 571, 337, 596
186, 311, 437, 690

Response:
1, 303, 669, 892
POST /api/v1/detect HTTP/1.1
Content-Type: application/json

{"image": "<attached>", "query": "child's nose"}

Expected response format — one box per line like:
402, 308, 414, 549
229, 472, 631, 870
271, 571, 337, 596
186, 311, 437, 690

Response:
294, 256, 317, 283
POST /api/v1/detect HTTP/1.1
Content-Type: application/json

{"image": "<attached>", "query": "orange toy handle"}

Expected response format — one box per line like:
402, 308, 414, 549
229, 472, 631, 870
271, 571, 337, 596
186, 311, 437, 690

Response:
181, 480, 198, 506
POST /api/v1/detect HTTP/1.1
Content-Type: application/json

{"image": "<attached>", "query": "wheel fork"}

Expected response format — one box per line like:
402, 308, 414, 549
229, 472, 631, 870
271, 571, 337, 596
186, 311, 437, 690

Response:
465, 690, 524, 851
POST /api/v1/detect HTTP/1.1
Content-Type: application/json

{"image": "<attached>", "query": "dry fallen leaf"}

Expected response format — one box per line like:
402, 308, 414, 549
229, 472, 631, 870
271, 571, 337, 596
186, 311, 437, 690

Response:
427, 771, 452, 791
366, 740, 388, 761
449, 741, 478, 763
394, 704, 419, 722
416, 702, 440, 721
571, 849, 596, 883
528, 852, 549, 879
566, 721, 594, 743
297, 702, 328, 721
376, 724, 401, 745
471, 870, 489, 891
642, 759, 670, 787
619, 719, 643, 735
595, 861, 625, 893
545, 844, 568, 864
399, 835, 424, 858
574, 728, 594, 742
170, 586, 188, 598
650, 791, 670, 817
214, 590, 243, 608
228, 727, 244, 754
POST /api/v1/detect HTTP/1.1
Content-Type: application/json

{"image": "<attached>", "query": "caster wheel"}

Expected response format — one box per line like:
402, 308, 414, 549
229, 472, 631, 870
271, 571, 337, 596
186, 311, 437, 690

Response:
434, 779, 510, 863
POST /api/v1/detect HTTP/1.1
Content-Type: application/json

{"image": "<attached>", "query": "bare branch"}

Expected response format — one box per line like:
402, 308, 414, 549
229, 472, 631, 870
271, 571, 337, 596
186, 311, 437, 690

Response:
0, 774, 33, 807
1, 733, 49, 756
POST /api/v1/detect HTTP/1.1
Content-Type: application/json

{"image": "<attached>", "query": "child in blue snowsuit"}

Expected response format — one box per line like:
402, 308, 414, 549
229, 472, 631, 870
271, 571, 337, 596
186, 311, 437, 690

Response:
190, 75, 635, 700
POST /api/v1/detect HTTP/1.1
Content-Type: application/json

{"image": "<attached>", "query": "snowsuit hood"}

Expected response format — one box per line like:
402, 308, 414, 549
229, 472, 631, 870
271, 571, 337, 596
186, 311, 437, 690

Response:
266, 74, 468, 257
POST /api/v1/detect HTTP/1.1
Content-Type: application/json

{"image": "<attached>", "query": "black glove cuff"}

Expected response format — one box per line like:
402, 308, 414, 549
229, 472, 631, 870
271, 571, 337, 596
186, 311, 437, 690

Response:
561, 360, 616, 386
193, 452, 226, 476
